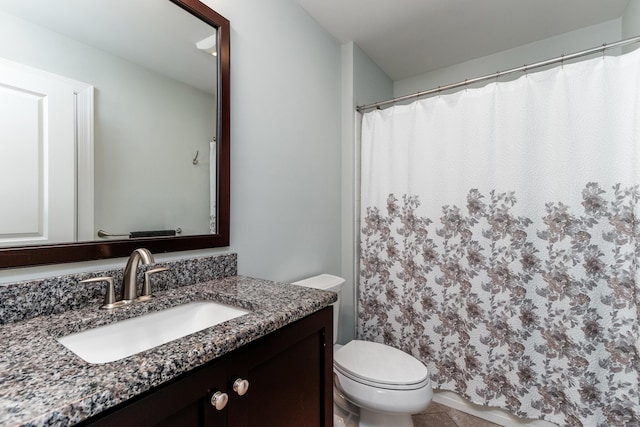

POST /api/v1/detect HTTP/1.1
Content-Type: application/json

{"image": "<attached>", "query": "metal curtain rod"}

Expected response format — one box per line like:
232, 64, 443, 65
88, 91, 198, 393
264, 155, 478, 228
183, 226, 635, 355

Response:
357, 35, 640, 113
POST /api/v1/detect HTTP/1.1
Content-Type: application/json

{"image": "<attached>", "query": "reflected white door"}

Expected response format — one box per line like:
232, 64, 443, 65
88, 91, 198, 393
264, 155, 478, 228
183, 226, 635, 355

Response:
0, 59, 93, 246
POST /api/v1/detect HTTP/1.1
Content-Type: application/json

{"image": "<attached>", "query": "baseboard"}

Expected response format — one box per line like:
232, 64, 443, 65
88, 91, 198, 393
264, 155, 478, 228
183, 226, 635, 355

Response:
432, 390, 558, 427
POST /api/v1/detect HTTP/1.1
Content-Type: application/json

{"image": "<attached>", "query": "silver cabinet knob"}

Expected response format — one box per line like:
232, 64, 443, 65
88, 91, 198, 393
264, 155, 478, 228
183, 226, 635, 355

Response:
210, 391, 228, 410
233, 378, 250, 396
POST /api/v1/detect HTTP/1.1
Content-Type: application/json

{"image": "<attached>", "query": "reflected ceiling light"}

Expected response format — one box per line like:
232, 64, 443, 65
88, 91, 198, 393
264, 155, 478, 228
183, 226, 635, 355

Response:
196, 34, 217, 56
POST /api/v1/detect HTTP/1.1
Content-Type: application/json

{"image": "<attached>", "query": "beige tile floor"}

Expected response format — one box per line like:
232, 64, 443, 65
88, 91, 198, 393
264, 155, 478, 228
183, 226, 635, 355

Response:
412, 402, 502, 427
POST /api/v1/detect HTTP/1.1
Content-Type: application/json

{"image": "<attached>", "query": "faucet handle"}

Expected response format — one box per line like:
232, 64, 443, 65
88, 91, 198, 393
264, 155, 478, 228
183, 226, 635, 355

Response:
138, 268, 169, 301
80, 276, 117, 309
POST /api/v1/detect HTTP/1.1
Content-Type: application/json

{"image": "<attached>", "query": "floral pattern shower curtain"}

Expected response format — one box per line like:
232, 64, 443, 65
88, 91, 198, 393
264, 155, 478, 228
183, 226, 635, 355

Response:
359, 48, 640, 427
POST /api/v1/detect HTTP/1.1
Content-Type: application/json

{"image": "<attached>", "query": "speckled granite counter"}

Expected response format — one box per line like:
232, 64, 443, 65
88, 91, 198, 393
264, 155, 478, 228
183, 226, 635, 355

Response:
0, 275, 336, 427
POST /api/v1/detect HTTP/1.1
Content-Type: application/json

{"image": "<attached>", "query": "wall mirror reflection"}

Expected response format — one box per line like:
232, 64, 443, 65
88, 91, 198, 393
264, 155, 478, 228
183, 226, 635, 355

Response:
0, 0, 230, 267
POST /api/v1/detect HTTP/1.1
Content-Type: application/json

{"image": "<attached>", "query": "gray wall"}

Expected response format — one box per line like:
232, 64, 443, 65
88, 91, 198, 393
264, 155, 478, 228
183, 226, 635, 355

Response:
354, 45, 394, 107
204, 0, 342, 282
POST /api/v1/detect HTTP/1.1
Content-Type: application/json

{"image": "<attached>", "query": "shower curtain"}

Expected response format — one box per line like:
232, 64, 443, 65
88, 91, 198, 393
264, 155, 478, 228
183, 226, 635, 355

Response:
359, 48, 640, 427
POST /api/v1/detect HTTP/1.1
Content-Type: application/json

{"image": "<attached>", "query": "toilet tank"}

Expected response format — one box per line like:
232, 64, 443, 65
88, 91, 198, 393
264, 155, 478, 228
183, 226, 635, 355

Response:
292, 274, 344, 345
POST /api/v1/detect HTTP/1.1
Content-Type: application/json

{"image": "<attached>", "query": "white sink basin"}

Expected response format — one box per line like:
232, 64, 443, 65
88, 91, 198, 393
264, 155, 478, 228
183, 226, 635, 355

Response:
57, 301, 250, 364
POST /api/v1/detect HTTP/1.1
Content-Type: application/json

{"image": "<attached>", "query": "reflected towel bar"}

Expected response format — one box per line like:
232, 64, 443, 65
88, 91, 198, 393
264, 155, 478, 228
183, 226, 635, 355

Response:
97, 228, 182, 238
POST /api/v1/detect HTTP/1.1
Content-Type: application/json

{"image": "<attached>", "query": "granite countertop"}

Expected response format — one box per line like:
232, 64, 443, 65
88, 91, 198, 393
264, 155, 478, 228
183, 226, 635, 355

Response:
0, 275, 336, 427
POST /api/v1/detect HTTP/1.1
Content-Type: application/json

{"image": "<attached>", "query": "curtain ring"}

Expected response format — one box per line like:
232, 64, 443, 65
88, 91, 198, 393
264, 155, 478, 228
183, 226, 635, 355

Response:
602, 43, 607, 60
560, 54, 564, 69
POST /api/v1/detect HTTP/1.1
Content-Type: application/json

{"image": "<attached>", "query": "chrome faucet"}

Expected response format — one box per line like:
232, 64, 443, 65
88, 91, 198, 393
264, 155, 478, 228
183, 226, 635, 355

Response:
121, 248, 155, 302
80, 248, 168, 309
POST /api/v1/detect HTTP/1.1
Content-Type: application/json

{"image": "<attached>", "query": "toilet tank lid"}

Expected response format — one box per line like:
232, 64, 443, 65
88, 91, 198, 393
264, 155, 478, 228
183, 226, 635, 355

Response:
292, 274, 345, 292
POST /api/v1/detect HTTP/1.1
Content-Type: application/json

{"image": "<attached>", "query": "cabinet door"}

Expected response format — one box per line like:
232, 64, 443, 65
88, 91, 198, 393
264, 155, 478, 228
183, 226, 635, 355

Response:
227, 307, 333, 427
82, 359, 228, 427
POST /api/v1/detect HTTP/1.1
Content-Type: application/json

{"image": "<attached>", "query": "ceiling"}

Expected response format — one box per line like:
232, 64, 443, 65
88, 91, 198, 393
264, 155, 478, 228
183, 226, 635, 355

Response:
297, 0, 631, 81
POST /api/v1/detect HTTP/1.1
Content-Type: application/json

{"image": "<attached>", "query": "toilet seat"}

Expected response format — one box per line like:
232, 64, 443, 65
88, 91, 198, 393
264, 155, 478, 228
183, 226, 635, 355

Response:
334, 340, 429, 391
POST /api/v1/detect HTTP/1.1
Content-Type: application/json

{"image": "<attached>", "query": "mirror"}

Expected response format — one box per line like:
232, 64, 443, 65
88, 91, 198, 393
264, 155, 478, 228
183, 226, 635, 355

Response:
0, 0, 230, 267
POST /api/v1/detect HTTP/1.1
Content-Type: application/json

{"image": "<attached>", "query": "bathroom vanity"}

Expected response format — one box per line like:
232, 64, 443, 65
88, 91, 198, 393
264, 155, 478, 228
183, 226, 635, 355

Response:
82, 307, 331, 426
0, 259, 336, 427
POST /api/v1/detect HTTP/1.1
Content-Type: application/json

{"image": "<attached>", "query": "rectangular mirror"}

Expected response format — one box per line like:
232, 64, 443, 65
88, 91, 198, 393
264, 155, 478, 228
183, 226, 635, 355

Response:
0, 0, 230, 267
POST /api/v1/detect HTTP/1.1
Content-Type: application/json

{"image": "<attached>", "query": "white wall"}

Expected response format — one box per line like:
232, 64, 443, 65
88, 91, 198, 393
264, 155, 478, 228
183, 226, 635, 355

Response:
0, 1, 343, 287
394, 19, 622, 97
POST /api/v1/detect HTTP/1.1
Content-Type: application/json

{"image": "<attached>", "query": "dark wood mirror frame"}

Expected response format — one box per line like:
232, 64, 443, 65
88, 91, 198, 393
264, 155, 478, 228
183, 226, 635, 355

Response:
0, 0, 230, 269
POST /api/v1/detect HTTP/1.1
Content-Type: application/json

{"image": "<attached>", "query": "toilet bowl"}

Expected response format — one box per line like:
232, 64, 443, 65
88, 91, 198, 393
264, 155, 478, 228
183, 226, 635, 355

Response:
292, 274, 433, 427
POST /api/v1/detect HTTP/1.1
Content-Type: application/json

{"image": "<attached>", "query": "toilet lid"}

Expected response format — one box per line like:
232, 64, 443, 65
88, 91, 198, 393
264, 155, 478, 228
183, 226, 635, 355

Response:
334, 340, 429, 389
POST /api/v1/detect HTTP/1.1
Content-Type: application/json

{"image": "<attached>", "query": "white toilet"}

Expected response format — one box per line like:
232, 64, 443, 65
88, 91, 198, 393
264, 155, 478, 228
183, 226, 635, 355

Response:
293, 274, 433, 427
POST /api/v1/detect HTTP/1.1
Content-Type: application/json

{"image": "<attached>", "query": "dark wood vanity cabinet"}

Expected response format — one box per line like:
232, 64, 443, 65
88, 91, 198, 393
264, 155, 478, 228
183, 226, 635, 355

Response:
82, 307, 333, 427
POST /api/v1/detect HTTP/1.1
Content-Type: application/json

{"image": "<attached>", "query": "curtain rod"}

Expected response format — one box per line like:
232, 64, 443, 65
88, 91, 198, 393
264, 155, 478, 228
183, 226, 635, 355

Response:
357, 34, 640, 113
